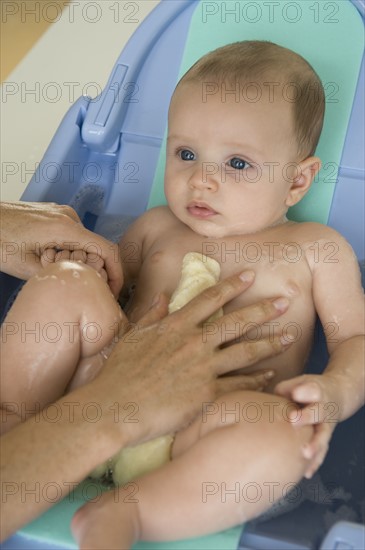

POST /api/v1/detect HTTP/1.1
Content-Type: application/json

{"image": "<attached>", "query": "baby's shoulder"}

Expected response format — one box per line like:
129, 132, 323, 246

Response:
289, 221, 347, 244
143, 205, 176, 222
128, 205, 174, 230
132, 206, 180, 242
290, 221, 356, 266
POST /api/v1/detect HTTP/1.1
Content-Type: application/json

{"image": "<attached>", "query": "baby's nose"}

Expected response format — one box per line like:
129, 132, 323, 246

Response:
188, 163, 219, 192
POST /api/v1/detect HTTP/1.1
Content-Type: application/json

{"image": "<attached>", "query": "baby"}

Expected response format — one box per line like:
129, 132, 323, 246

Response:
1, 41, 364, 549
117, 39, 364, 457
74, 41, 364, 548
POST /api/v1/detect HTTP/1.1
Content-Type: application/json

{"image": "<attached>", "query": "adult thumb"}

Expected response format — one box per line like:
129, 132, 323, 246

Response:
137, 293, 170, 328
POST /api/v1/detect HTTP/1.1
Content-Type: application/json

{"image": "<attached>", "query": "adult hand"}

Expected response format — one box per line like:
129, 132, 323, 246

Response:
0, 201, 122, 297
0, 270, 290, 540
94, 270, 292, 447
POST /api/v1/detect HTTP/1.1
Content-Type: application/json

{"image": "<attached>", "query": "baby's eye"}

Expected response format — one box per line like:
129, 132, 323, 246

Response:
229, 157, 249, 170
179, 149, 196, 161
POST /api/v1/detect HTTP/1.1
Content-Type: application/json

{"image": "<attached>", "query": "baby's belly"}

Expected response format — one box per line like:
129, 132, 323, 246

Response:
131, 245, 316, 387
220, 284, 315, 389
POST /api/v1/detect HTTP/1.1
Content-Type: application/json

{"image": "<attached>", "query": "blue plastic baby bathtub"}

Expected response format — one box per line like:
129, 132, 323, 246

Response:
1, 1, 364, 549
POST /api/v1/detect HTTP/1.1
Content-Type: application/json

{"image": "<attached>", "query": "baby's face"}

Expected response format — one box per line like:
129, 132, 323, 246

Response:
164, 81, 300, 238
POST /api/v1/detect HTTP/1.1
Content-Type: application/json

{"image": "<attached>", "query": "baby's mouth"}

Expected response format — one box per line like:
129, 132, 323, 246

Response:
187, 202, 218, 218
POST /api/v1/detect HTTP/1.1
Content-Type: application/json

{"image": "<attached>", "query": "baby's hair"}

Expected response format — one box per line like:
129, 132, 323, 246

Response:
178, 41, 325, 159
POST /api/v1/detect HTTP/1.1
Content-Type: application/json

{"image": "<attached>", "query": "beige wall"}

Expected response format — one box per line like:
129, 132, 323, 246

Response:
1, 0, 160, 201
1, 1, 71, 81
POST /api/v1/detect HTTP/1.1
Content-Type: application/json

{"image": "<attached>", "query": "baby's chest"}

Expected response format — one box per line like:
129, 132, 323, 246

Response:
144, 236, 313, 311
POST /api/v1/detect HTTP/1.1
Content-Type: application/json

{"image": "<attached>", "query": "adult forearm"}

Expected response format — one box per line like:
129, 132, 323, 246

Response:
0, 384, 125, 541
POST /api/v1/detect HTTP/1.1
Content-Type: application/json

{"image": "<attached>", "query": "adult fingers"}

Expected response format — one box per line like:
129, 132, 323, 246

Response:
204, 297, 290, 349
176, 271, 256, 325
52, 203, 82, 224
98, 267, 108, 284
215, 370, 275, 396
41, 248, 56, 267
73, 232, 123, 298
213, 335, 292, 376
55, 249, 73, 262
51, 221, 123, 298
84, 253, 105, 273
129, 294, 170, 330
94, 240, 123, 298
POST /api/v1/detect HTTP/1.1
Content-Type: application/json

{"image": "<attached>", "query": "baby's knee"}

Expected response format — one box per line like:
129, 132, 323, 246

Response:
200, 391, 270, 431
46, 261, 124, 347
34, 260, 102, 285
174, 391, 288, 456
27, 260, 123, 336
4, 262, 95, 317
27, 261, 113, 303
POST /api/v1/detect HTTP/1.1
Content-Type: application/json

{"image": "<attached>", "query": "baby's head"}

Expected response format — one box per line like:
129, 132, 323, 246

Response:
165, 41, 325, 238
179, 41, 325, 160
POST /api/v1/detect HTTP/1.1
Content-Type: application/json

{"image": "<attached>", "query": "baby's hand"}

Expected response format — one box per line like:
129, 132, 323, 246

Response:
40, 247, 108, 283
275, 374, 340, 478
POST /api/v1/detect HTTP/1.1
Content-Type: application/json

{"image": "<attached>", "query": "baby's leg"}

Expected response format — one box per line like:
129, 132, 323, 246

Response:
72, 391, 313, 549
0, 261, 123, 433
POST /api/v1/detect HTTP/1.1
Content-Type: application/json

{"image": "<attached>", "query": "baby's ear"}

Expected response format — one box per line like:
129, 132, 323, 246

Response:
285, 157, 321, 207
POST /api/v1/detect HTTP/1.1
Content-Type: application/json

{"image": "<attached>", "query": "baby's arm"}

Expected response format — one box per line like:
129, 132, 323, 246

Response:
276, 226, 364, 477
118, 206, 171, 287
